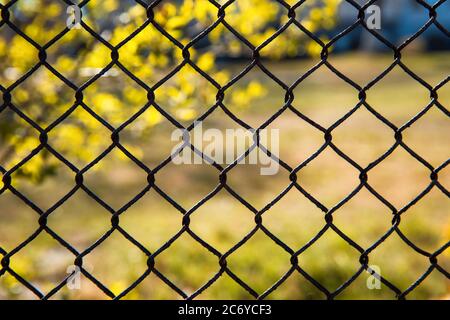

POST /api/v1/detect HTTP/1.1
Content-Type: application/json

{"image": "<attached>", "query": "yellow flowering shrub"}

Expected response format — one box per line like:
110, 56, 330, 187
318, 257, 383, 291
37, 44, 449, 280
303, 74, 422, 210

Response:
0, 0, 340, 181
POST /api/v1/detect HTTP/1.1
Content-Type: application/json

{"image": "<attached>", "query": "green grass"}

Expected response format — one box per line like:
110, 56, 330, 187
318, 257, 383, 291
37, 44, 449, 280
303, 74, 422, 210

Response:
0, 52, 449, 299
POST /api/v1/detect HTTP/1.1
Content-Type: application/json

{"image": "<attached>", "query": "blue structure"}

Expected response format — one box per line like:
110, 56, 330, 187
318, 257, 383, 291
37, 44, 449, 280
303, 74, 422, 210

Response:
333, 0, 450, 52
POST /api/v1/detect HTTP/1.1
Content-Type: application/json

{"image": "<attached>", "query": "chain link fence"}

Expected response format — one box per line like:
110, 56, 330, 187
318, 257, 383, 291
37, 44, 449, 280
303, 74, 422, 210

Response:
0, 0, 449, 300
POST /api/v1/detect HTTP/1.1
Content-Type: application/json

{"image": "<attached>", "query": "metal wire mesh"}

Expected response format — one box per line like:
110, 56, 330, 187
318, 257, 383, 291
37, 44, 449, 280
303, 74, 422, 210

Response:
0, 0, 449, 300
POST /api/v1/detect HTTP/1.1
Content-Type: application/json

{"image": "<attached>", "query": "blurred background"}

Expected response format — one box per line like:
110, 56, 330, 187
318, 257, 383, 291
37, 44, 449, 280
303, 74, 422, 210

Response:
0, 0, 449, 299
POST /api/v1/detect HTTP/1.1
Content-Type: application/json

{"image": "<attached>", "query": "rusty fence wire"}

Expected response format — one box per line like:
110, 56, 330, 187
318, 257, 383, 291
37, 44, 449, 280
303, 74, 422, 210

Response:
0, 0, 449, 300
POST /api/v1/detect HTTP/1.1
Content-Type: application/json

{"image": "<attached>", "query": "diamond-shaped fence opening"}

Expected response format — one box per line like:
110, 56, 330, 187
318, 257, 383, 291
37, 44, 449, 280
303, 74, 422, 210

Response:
0, 0, 448, 300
